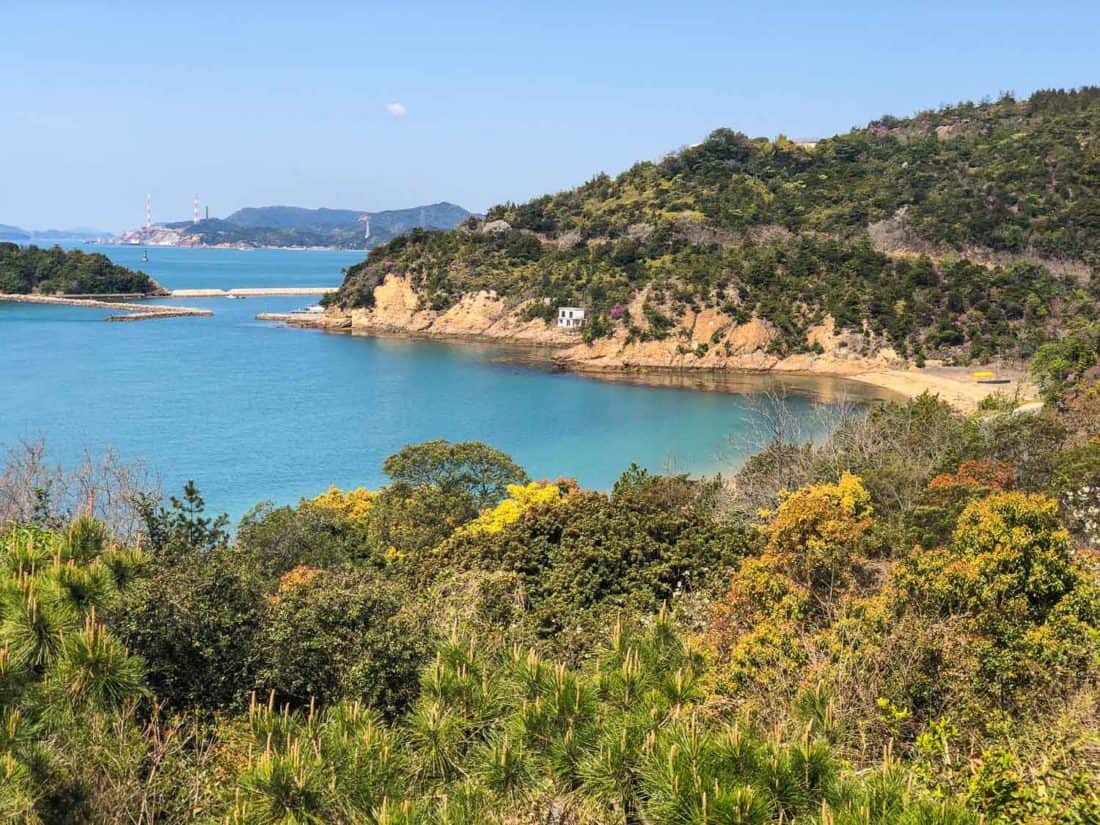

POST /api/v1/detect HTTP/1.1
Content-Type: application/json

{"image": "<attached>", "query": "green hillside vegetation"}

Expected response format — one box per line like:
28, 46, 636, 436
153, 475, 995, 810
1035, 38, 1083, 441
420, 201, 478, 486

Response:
3, 329, 1099, 821
335, 88, 1100, 361
0, 243, 162, 295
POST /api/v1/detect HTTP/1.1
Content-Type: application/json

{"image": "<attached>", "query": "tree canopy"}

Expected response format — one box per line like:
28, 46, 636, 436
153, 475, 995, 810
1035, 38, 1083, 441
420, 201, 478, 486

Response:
0, 243, 162, 295
382, 439, 529, 509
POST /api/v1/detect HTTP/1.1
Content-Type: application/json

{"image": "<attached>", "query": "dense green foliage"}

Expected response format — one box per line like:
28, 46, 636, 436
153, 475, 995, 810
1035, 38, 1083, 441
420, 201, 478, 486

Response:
1031, 319, 1100, 401
381, 440, 529, 510
489, 88, 1100, 259
429, 469, 751, 657
0, 243, 161, 295
3, 364, 1100, 821
336, 88, 1100, 360
218, 617, 985, 825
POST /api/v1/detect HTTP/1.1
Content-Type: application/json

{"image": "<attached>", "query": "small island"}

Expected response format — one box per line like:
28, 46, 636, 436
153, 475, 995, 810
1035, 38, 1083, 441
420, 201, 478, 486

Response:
0, 242, 165, 296
0, 243, 216, 320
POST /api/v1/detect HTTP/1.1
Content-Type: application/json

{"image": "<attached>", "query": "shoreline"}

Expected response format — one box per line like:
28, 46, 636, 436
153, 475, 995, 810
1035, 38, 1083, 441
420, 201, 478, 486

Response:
257, 312, 1032, 412
547, 360, 1029, 412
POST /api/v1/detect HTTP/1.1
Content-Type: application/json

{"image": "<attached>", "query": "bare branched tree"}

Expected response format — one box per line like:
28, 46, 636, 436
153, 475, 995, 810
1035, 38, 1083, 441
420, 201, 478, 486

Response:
721, 386, 863, 519
0, 439, 160, 541
814, 397, 963, 516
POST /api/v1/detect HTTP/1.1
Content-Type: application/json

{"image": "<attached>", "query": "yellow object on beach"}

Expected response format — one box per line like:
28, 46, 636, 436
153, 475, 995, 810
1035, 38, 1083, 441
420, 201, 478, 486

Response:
972, 371, 995, 379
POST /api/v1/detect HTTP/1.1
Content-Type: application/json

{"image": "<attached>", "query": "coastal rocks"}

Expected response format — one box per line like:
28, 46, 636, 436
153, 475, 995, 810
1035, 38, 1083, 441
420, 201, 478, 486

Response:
279, 286, 1033, 413
328, 274, 576, 345
558, 308, 721, 368
318, 277, 911, 378
806, 317, 840, 351
553, 312, 779, 373
364, 274, 433, 330
801, 316, 899, 366
723, 317, 772, 355
551, 312, 908, 376
322, 280, 913, 378
688, 308, 729, 346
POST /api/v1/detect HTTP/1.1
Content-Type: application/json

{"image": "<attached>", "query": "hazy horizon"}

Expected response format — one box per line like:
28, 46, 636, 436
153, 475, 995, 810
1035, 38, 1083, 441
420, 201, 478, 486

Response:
4, 0, 1098, 231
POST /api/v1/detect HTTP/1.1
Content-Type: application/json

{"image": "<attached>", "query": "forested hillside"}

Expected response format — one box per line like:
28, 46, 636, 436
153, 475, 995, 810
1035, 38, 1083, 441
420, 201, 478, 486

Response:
336, 88, 1100, 361
0, 243, 162, 295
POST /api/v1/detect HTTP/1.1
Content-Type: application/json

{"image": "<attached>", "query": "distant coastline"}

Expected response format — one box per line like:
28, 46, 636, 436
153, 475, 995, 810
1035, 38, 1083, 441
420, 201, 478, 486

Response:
98, 235, 353, 252
108, 201, 474, 251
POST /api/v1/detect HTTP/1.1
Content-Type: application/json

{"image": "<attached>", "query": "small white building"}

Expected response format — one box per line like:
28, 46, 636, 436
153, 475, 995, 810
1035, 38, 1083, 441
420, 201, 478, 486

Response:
557, 306, 586, 329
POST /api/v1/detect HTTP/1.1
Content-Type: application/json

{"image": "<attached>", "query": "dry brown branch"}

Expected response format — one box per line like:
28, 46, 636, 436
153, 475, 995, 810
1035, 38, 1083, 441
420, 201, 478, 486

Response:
0, 438, 160, 541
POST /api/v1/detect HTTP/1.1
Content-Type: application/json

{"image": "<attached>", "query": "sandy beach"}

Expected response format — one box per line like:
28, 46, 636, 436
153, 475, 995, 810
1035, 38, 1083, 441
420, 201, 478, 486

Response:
841, 366, 1034, 412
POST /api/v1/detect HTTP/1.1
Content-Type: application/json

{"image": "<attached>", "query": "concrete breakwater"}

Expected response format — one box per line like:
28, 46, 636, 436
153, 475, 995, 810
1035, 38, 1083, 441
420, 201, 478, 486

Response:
49, 292, 169, 300
170, 287, 337, 297
0, 293, 212, 320
254, 312, 330, 327
105, 309, 212, 322
2, 287, 335, 321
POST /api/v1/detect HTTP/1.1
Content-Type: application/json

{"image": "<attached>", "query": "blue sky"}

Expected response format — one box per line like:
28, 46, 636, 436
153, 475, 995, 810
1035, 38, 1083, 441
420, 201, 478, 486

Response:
3, 0, 1097, 230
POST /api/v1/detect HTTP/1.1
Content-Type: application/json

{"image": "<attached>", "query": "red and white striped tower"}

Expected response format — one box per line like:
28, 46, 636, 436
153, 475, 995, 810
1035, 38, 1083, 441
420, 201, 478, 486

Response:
145, 194, 152, 230
193, 194, 200, 224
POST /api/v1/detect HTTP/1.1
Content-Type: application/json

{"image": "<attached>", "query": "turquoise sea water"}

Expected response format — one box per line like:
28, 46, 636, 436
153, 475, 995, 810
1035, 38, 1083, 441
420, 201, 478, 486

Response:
0, 245, 888, 519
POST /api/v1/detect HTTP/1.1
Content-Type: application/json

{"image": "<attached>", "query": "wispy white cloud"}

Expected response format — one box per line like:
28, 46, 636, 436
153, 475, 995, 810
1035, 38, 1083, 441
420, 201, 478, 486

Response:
385, 102, 408, 118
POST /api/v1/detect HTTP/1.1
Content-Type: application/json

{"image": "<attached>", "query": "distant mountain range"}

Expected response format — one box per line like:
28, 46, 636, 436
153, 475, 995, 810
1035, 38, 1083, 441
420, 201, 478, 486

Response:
0, 225, 110, 243
226, 203, 473, 234
116, 202, 474, 250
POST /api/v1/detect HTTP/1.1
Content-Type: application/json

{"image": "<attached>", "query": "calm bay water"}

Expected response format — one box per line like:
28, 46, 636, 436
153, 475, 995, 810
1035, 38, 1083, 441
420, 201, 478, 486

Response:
0, 245, 887, 519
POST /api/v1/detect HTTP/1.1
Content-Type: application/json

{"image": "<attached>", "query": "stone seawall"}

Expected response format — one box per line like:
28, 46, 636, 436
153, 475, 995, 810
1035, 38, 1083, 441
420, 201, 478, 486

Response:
170, 287, 337, 297
0, 293, 211, 320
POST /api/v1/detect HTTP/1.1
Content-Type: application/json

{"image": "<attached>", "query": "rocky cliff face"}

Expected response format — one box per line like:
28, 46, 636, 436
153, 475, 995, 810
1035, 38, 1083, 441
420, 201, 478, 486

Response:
319, 275, 576, 345
320, 275, 906, 375
553, 311, 904, 375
